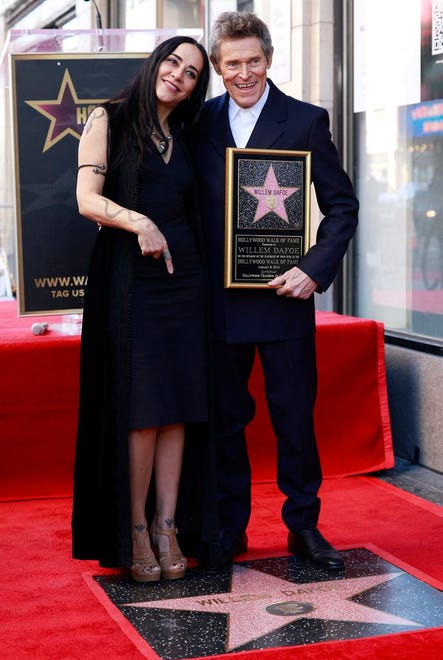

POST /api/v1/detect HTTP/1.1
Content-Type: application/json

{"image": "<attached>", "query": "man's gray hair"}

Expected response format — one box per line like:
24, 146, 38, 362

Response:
209, 11, 273, 64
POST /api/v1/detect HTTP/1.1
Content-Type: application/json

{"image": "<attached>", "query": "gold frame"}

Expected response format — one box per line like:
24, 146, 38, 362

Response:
224, 147, 311, 289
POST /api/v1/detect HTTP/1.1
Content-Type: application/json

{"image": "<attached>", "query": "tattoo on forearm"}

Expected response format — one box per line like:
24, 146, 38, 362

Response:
85, 107, 105, 134
103, 200, 125, 220
128, 211, 149, 224
165, 518, 175, 529
102, 200, 147, 225
134, 523, 146, 533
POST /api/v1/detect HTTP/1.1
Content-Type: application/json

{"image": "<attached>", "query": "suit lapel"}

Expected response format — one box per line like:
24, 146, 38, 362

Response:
208, 93, 235, 158
247, 80, 286, 149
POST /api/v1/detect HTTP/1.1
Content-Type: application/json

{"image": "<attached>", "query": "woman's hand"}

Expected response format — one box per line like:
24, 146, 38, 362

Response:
137, 218, 173, 274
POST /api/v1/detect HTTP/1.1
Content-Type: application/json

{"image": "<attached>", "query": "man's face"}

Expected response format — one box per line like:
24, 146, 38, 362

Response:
212, 36, 273, 108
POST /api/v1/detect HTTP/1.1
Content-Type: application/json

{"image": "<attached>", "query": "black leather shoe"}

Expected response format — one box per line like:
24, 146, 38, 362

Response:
219, 530, 248, 568
288, 528, 344, 570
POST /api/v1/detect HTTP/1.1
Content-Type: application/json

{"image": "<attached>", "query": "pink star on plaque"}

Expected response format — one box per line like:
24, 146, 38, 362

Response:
242, 164, 299, 224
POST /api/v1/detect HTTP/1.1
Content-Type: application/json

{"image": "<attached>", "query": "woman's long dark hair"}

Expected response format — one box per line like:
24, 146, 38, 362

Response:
107, 36, 210, 166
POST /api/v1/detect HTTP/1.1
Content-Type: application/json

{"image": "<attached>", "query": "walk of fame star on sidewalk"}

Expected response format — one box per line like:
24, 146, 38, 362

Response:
125, 565, 420, 651
91, 549, 443, 658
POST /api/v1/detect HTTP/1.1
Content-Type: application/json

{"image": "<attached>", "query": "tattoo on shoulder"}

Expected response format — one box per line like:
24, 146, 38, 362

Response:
85, 107, 106, 134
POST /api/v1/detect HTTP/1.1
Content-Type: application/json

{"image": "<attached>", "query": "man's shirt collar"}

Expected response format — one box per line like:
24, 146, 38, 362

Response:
228, 81, 270, 121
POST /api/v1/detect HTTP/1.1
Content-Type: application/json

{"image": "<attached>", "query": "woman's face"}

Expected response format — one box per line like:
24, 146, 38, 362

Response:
156, 42, 204, 111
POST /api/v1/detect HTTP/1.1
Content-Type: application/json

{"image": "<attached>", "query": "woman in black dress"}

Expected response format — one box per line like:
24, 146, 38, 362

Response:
72, 37, 210, 582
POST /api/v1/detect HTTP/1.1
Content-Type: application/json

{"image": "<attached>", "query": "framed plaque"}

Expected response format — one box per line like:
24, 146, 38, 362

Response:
225, 148, 311, 288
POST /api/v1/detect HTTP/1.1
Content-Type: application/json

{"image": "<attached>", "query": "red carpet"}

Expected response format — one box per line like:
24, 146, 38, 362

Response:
0, 301, 435, 657
0, 300, 394, 500
1, 476, 442, 659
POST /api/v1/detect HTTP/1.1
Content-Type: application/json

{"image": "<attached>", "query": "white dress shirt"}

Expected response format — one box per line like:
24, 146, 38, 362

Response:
228, 83, 270, 148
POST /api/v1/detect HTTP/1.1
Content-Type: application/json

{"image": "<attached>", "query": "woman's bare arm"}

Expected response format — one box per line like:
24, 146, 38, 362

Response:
76, 107, 173, 272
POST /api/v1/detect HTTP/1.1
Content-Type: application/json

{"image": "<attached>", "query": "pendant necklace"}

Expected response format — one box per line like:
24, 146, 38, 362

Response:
151, 128, 172, 155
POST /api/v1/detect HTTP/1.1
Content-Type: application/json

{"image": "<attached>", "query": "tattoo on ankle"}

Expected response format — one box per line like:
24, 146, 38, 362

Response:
134, 523, 146, 533
165, 518, 175, 529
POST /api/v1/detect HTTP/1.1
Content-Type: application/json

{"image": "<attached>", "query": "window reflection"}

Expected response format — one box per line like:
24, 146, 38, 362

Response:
355, 103, 443, 341
354, 0, 443, 342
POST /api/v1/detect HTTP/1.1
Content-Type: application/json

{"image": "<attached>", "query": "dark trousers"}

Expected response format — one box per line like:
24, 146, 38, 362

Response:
213, 335, 322, 534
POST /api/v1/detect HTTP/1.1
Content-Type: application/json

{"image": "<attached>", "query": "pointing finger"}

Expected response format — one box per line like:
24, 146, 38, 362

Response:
163, 249, 174, 274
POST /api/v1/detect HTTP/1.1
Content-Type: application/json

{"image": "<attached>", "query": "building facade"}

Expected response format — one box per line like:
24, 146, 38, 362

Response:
0, 0, 441, 471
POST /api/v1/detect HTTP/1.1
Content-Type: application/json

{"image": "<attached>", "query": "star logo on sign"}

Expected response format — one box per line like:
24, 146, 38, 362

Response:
26, 69, 105, 152
242, 164, 299, 224
125, 565, 421, 651
20, 171, 76, 213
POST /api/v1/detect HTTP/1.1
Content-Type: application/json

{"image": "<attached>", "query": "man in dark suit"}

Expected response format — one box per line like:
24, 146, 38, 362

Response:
192, 11, 359, 570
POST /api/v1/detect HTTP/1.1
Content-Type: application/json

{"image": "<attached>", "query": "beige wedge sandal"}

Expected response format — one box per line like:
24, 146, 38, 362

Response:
130, 525, 161, 582
150, 517, 187, 580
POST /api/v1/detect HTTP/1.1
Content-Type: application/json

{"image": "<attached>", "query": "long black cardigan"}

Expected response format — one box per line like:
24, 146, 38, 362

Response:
71, 106, 220, 569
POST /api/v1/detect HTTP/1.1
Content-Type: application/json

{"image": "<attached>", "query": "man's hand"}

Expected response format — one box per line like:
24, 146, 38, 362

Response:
268, 266, 317, 299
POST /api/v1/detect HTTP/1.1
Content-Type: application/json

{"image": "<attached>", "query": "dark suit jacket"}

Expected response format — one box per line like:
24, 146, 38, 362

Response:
192, 79, 359, 343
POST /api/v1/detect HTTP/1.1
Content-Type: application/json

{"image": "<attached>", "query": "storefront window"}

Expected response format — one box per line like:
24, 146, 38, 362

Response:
353, 0, 443, 343
124, 0, 156, 28
158, 0, 204, 29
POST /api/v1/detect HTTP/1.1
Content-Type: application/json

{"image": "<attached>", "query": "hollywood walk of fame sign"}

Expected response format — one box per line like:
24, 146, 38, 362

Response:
224, 148, 311, 288
10, 53, 146, 314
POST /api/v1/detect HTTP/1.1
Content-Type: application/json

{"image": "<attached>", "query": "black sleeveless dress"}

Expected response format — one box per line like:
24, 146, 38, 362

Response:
128, 138, 207, 429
